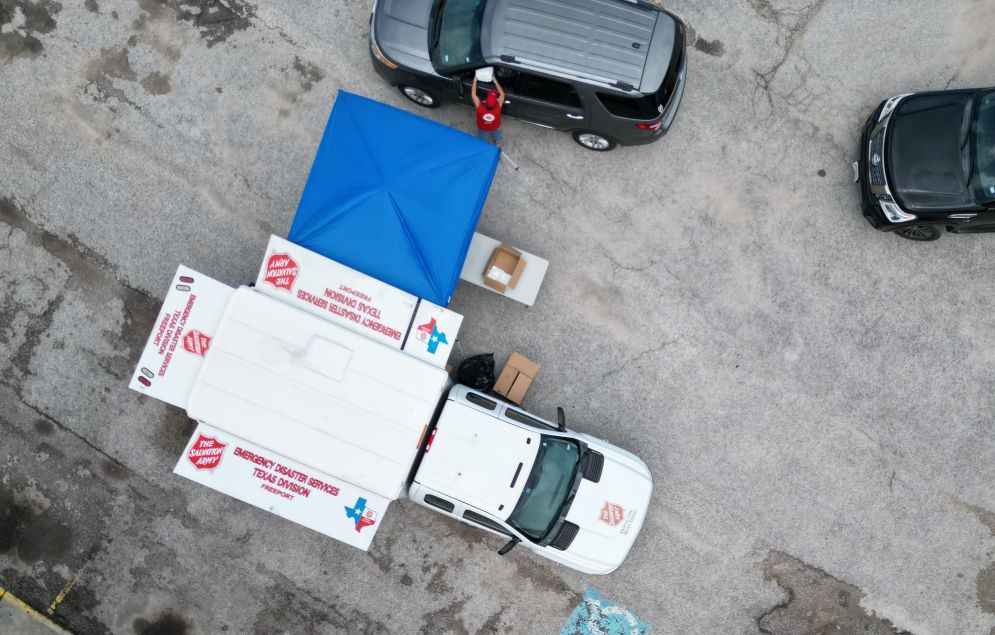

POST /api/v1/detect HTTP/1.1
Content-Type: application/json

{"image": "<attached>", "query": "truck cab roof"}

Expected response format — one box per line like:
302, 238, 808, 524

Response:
414, 391, 543, 517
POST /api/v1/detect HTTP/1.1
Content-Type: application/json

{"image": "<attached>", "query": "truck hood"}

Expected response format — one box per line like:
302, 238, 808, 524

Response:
372, 0, 437, 76
888, 92, 977, 212
560, 445, 653, 574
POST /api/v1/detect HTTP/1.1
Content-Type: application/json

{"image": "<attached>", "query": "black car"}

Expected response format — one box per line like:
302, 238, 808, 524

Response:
368, 0, 687, 151
856, 88, 995, 240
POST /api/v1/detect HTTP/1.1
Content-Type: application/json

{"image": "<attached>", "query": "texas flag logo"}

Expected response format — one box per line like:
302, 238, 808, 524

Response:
415, 318, 448, 355
345, 497, 378, 533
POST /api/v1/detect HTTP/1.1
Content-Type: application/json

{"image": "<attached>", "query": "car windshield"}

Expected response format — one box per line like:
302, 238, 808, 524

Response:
431, 0, 486, 72
506, 436, 580, 541
974, 90, 995, 204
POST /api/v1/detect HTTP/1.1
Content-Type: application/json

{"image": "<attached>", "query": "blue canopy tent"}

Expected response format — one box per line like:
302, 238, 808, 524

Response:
288, 91, 500, 306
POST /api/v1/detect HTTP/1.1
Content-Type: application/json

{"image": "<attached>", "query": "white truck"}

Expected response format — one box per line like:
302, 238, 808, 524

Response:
130, 236, 652, 573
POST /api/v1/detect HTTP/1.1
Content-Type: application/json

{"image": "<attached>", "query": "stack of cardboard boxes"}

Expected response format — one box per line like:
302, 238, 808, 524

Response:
493, 352, 539, 404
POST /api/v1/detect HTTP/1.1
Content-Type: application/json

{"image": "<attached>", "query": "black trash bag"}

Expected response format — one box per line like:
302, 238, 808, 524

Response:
456, 353, 496, 391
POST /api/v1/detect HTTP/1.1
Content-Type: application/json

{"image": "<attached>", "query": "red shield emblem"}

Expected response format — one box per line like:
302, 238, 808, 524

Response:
356, 508, 377, 532
187, 434, 227, 470
263, 253, 299, 292
600, 502, 624, 526
182, 330, 212, 356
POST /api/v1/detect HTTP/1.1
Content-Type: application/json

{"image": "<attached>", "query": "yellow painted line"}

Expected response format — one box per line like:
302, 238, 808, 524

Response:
0, 584, 71, 634
47, 561, 88, 616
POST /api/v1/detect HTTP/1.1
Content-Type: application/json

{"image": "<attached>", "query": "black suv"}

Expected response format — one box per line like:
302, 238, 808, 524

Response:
369, 0, 687, 151
856, 89, 995, 241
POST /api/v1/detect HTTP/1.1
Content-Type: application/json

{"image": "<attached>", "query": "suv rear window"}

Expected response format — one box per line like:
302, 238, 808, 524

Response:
596, 92, 660, 120
596, 30, 685, 121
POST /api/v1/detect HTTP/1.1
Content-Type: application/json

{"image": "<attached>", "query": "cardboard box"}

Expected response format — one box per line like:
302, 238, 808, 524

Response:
493, 352, 540, 404
483, 244, 526, 293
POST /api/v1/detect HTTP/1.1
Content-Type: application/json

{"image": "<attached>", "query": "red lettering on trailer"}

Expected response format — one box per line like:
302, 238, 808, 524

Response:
324, 287, 358, 308
338, 285, 372, 302
296, 289, 329, 310
307, 476, 340, 496
234, 447, 275, 470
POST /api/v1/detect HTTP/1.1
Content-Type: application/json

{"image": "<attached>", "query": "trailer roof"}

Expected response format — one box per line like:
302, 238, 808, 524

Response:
186, 288, 449, 501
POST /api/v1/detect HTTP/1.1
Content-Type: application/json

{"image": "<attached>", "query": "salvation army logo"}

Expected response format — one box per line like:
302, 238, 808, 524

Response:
182, 330, 212, 356
344, 497, 378, 533
599, 502, 624, 527
187, 434, 227, 470
415, 318, 448, 355
263, 253, 299, 292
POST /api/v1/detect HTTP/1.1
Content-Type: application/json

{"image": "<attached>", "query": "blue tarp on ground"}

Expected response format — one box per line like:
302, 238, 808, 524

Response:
289, 91, 500, 306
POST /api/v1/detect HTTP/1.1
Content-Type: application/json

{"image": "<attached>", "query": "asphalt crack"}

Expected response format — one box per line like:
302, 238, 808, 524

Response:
750, 0, 829, 119
601, 337, 681, 383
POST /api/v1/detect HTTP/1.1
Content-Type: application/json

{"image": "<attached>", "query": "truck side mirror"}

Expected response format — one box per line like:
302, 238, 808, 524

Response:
556, 407, 566, 432
498, 538, 519, 556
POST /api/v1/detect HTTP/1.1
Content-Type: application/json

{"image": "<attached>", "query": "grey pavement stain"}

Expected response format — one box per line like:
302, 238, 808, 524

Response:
135, 0, 255, 48
0, 0, 61, 61
140, 70, 172, 95
757, 551, 910, 634
978, 562, 995, 615
83, 46, 139, 109
84, 0, 97, 13
33, 418, 54, 435
479, 607, 505, 633
420, 596, 470, 635
0, 196, 157, 381
251, 570, 388, 635
132, 611, 190, 635
693, 37, 725, 57
292, 55, 325, 91
954, 498, 995, 537
952, 498, 995, 616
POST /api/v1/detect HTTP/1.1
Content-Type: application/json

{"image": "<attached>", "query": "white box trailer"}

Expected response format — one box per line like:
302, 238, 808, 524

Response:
130, 255, 453, 550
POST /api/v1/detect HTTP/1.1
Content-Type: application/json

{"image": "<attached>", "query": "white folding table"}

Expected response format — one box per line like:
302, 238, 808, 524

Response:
459, 232, 549, 307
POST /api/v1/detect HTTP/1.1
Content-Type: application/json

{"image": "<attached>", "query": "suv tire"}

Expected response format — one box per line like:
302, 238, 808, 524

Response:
894, 225, 942, 241
572, 131, 617, 152
399, 85, 441, 108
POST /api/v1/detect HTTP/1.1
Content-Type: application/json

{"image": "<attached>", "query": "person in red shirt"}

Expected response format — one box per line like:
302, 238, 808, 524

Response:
472, 74, 505, 145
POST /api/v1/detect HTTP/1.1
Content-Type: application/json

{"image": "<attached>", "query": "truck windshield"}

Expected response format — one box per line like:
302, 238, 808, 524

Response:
430, 0, 486, 72
506, 436, 580, 541
974, 91, 995, 204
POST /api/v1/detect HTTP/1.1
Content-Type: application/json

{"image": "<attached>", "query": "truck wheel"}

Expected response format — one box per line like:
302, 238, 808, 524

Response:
572, 131, 617, 151
400, 86, 441, 108
894, 225, 941, 241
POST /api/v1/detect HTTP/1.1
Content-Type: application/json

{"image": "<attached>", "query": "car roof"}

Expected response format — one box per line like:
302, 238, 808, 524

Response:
481, 0, 674, 93
415, 394, 540, 518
